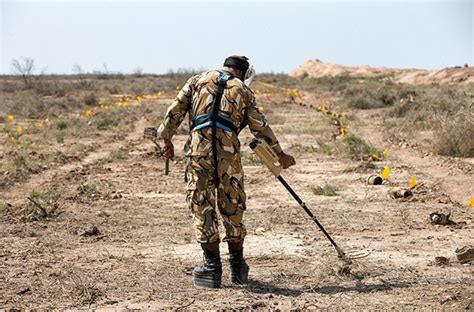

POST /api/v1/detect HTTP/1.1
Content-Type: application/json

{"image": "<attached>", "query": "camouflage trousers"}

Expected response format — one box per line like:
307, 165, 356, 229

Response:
186, 151, 247, 244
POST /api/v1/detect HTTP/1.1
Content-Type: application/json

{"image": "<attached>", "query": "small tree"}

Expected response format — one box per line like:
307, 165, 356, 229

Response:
72, 64, 93, 90
11, 57, 35, 88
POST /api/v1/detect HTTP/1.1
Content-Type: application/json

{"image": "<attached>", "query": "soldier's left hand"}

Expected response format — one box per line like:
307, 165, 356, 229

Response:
278, 152, 296, 169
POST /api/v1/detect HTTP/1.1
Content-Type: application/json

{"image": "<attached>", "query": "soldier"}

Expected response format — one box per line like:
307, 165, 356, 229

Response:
157, 55, 295, 288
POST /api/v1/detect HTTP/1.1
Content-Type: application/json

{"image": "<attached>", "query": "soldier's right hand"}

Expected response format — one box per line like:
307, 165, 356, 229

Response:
278, 152, 296, 169
162, 139, 174, 159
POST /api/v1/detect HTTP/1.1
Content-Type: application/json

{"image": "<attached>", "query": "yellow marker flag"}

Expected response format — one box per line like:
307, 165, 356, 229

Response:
409, 176, 417, 189
470, 197, 474, 208
381, 166, 390, 180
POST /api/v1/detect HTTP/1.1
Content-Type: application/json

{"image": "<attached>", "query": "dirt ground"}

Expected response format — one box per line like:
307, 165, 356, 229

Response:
1, 90, 473, 310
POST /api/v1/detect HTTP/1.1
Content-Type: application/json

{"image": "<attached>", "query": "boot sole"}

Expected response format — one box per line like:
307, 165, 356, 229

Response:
193, 271, 221, 289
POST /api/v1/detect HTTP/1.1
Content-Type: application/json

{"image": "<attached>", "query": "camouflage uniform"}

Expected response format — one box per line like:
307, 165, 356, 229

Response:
158, 68, 282, 244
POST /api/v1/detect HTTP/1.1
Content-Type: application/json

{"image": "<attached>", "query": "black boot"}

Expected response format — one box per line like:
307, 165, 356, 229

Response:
228, 240, 249, 285
192, 243, 222, 288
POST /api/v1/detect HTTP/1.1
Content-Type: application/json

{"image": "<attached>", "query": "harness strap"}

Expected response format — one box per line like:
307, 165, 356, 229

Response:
191, 113, 238, 134
210, 72, 231, 189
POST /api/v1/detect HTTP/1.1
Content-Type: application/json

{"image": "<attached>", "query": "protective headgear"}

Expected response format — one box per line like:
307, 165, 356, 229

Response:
244, 65, 256, 87
223, 55, 256, 86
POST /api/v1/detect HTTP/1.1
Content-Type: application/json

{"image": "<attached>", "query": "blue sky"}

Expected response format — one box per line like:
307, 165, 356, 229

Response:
0, 0, 472, 74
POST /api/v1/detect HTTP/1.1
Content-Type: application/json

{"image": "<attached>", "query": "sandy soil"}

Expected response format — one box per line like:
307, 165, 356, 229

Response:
290, 59, 474, 85
1, 93, 473, 310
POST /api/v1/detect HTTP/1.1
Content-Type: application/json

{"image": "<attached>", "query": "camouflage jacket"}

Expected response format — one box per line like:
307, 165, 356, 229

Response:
157, 68, 283, 156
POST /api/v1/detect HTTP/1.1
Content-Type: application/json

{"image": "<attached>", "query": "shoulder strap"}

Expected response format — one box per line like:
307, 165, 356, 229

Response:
211, 72, 232, 189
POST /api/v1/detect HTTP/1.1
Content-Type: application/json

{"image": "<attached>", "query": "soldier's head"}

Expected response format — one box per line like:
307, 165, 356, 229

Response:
224, 55, 250, 81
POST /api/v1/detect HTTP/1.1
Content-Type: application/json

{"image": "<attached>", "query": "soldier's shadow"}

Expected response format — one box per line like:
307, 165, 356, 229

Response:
242, 279, 409, 297
242, 279, 303, 297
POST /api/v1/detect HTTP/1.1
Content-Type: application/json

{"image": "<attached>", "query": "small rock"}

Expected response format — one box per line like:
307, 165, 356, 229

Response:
97, 211, 110, 217
434, 256, 450, 266
430, 212, 455, 225
80, 225, 101, 237
455, 245, 474, 264
16, 287, 31, 295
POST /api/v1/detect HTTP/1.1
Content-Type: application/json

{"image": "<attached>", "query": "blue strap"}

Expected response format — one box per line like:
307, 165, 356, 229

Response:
191, 72, 236, 134
193, 113, 212, 124
192, 113, 235, 125
219, 72, 231, 83
193, 120, 234, 133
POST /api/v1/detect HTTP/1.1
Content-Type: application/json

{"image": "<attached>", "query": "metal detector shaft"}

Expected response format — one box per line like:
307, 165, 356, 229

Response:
277, 175, 344, 256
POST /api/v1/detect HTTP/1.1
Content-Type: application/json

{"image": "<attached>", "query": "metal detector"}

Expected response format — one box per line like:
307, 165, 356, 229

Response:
249, 138, 369, 261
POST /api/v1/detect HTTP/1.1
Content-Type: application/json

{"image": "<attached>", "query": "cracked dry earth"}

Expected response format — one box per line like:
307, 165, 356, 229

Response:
1, 95, 473, 310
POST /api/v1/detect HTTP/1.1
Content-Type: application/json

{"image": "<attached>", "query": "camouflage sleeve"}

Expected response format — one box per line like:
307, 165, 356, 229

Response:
157, 77, 194, 140
246, 95, 283, 154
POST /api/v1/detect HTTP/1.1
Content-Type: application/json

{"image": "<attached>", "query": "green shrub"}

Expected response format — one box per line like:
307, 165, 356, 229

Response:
311, 184, 338, 196
56, 120, 68, 130
83, 93, 97, 106
78, 183, 99, 196
96, 116, 119, 130
343, 134, 378, 160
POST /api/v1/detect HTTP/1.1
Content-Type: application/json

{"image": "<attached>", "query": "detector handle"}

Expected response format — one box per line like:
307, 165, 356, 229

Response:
249, 138, 282, 177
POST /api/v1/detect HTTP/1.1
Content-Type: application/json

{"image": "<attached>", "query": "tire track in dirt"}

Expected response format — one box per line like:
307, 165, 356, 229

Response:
0, 117, 150, 207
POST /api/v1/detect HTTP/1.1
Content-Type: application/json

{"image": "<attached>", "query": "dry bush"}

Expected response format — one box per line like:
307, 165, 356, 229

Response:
342, 84, 397, 109
33, 79, 69, 96
23, 188, 62, 221
435, 109, 474, 157
386, 84, 472, 157
83, 93, 97, 106
0, 91, 82, 118
388, 85, 467, 120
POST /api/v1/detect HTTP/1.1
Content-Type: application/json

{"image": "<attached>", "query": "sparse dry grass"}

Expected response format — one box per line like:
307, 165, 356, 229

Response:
0, 74, 161, 187
1, 72, 472, 193
310, 183, 338, 196
276, 73, 472, 158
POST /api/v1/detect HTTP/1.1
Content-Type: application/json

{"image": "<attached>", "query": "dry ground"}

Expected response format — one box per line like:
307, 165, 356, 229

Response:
1, 87, 473, 310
